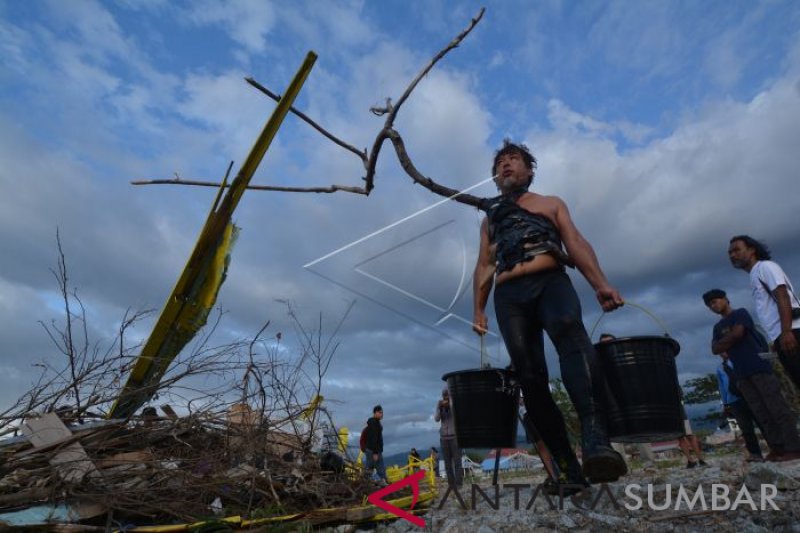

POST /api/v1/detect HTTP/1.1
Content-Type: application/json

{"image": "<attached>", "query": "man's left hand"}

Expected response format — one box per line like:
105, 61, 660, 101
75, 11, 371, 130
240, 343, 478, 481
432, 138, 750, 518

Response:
596, 286, 624, 312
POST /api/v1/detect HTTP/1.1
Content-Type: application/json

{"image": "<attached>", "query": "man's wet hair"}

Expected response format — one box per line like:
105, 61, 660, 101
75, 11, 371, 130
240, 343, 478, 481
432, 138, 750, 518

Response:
373, 405, 383, 414
492, 138, 538, 177
730, 235, 772, 261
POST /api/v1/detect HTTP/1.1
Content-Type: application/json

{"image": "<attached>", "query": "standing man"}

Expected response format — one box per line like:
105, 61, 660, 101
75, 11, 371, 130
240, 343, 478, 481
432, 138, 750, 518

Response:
363, 405, 388, 483
434, 387, 463, 487
729, 235, 800, 389
472, 139, 627, 486
705, 287, 800, 461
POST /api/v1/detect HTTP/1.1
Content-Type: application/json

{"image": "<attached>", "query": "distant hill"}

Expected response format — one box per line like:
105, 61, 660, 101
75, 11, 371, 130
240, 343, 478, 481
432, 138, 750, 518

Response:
382, 451, 416, 467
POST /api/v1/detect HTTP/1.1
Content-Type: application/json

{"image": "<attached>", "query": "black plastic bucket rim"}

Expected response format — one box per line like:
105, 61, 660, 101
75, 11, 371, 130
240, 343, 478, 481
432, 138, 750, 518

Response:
594, 335, 681, 357
442, 367, 516, 381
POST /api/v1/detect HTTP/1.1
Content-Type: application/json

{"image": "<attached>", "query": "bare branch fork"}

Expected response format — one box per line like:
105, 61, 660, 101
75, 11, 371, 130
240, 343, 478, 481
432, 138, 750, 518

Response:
132, 7, 486, 208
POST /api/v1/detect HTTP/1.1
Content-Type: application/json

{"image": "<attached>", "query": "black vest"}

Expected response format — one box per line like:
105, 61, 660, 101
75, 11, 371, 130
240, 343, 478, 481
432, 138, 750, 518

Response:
479, 190, 572, 273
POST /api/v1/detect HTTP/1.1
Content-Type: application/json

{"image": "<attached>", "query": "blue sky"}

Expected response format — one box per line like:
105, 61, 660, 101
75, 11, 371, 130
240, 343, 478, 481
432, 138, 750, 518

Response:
2, 1, 800, 455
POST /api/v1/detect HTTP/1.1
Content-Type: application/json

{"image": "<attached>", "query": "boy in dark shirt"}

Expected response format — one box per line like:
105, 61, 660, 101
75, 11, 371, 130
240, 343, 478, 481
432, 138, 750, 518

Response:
704, 289, 800, 461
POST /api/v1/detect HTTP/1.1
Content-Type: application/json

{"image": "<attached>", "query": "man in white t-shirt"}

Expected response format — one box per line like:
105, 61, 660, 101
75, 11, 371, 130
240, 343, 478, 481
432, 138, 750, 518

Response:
729, 235, 800, 390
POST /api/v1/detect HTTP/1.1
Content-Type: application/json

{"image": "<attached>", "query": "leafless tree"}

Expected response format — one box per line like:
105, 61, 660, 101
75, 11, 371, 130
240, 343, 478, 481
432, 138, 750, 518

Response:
0, 241, 368, 523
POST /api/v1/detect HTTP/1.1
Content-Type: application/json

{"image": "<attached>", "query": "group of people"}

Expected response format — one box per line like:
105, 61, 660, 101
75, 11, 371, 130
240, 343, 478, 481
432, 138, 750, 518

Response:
364, 140, 800, 492
703, 236, 800, 462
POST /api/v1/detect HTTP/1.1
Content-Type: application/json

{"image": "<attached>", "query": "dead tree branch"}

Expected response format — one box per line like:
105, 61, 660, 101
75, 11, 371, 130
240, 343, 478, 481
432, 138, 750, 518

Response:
129, 177, 369, 195
244, 76, 367, 161
132, 8, 486, 208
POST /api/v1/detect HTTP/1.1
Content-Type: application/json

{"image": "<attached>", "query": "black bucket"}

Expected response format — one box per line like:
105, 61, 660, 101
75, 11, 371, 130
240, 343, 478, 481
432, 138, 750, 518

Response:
595, 336, 683, 442
442, 368, 519, 448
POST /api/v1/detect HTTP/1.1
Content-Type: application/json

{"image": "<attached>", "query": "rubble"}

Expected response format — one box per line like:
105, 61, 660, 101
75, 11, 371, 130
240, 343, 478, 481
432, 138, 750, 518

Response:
0, 406, 399, 530
353, 453, 800, 532
0, 296, 414, 530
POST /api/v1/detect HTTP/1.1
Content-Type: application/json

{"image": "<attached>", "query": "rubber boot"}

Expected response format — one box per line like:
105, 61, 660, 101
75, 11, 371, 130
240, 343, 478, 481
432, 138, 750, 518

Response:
579, 415, 628, 483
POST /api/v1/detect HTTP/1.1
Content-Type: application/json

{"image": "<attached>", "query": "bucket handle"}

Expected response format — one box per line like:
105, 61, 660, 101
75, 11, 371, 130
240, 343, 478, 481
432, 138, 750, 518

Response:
589, 301, 672, 340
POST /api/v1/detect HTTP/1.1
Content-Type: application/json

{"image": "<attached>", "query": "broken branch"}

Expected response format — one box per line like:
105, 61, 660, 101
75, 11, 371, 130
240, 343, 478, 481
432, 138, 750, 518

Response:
132, 8, 487, 207
130, 178, 369, 195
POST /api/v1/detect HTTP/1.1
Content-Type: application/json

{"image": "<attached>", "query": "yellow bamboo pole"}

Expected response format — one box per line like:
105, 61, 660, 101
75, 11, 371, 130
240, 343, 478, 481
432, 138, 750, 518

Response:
109, 51, 317, 419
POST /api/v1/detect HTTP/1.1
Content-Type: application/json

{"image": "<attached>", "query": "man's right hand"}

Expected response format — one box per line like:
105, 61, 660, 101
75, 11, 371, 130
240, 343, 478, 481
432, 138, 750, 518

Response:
595, 285, 624, 312
780, 331, 799, 356
473, 310, 489, 335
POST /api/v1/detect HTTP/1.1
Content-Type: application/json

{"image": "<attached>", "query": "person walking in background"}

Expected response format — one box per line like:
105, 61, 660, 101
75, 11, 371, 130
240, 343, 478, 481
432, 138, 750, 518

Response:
363, 405, 388, 484
678, 403, 707, 468
434, 387, 462, 487
728, 236, 800, 390
705, 287, 800, 461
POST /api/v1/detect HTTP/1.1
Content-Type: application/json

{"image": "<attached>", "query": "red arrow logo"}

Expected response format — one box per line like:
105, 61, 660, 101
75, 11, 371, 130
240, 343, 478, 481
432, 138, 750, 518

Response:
367, 469, 426, 527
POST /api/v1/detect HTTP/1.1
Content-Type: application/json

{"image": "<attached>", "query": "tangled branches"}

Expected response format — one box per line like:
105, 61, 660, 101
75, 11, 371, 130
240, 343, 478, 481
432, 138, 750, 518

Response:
0, 238, 371, 528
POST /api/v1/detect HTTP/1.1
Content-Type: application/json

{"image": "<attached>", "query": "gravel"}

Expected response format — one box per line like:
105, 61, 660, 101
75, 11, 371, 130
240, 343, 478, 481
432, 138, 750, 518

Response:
338, 454, 800, 532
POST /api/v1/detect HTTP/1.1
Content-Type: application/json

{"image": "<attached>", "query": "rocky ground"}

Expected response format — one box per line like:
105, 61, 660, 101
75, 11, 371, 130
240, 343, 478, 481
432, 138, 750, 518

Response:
337, 451, 800, 532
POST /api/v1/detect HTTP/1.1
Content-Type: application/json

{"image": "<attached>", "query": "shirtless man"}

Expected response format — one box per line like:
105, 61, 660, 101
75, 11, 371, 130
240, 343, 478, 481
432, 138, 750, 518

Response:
472, 139, 626, 486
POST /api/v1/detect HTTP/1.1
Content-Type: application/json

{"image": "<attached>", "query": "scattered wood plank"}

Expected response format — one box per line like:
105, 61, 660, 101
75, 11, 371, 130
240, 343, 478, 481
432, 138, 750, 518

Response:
20, 413, 99, 483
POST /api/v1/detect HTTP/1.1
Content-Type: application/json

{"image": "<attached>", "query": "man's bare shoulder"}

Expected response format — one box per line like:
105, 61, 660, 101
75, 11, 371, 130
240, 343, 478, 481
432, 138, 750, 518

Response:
519, 192, 564, 217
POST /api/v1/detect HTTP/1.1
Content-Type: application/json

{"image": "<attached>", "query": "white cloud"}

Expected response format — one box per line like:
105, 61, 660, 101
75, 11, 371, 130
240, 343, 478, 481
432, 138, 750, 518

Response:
0, 16, 32, 75
546, 99, 614, 137
532, 66, 800, 284
175, 70, 269, 156
44, 0, 131, 63
185, 0, 276, 54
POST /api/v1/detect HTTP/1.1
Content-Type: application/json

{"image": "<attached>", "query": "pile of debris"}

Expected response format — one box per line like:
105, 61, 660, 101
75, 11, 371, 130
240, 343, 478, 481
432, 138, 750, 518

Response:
0, 404, 379, 530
